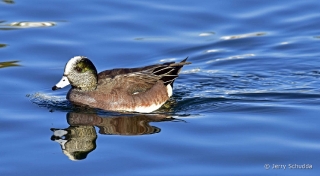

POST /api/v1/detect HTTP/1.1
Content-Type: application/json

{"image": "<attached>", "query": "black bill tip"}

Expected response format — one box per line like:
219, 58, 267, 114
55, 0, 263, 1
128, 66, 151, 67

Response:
52, 85, 60, 91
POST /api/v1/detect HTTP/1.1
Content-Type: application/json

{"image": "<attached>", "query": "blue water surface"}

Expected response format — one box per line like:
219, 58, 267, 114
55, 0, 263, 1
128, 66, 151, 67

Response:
1, 0, 320, 175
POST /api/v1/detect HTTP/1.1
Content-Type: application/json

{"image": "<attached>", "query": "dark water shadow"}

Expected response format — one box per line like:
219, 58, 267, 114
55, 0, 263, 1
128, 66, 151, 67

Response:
51, 112, 184, 161
2, 0, 14, 4
0, 60, 20, 69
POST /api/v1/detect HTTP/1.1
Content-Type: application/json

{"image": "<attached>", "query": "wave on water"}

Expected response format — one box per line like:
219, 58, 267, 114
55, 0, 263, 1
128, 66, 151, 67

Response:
173, 68, 320, 113
27, 92, 74, 112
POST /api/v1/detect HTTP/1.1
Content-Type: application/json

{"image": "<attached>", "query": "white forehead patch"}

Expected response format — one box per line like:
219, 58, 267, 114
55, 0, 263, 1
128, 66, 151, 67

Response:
64, 56, 83, 75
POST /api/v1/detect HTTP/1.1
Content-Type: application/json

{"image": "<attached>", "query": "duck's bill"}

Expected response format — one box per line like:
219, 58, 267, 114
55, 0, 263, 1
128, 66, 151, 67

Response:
52, 76, 70, 91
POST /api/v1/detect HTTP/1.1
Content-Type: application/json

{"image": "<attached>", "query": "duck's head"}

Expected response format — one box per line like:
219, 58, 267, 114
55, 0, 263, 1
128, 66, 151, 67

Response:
52, 56, 98, 91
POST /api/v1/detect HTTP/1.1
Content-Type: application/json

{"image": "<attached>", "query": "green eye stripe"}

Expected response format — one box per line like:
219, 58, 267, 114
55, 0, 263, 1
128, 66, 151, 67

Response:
76, 60, 93, 73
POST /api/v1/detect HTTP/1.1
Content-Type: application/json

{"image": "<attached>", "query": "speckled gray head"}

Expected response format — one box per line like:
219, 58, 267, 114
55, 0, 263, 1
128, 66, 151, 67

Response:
52, 56, 98, 91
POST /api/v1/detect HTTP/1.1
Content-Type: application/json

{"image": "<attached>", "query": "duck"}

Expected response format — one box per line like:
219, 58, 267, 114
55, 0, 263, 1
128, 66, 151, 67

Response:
52, 56, 191, 113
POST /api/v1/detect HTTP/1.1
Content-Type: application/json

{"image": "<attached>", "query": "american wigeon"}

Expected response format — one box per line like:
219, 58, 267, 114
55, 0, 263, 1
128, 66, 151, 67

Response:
52, 56, 191, 113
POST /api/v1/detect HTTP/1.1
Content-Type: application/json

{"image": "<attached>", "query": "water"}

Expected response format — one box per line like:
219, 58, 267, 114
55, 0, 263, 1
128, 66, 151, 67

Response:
1, 0, 320, 175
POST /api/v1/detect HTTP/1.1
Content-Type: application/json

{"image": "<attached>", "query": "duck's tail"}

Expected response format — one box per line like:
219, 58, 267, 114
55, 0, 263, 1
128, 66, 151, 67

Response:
152, 57, 191, 86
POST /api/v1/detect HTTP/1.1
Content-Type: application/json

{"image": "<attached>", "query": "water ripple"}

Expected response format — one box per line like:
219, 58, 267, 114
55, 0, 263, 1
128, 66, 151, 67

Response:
27, 92, 72, 112
199, 32, 215, 37
0, 21, 56, 30
220, 32, 266, 40
9, 21, 56, 28
206, 54, 255, 63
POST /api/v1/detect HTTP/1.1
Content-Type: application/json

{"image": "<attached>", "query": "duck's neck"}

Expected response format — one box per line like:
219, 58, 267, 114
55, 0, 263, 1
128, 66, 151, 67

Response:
72, 84, 97, 91
71, 72, 98, 91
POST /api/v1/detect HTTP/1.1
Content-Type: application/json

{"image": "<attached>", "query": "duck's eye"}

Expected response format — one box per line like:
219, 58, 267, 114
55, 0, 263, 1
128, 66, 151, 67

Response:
75, 66, 82, 72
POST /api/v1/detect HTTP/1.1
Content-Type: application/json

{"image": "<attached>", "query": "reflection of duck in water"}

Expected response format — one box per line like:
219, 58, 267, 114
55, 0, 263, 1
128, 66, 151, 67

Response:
51, 125, 97, 161
51, 112, 175, 160
67, 112, 174, 135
